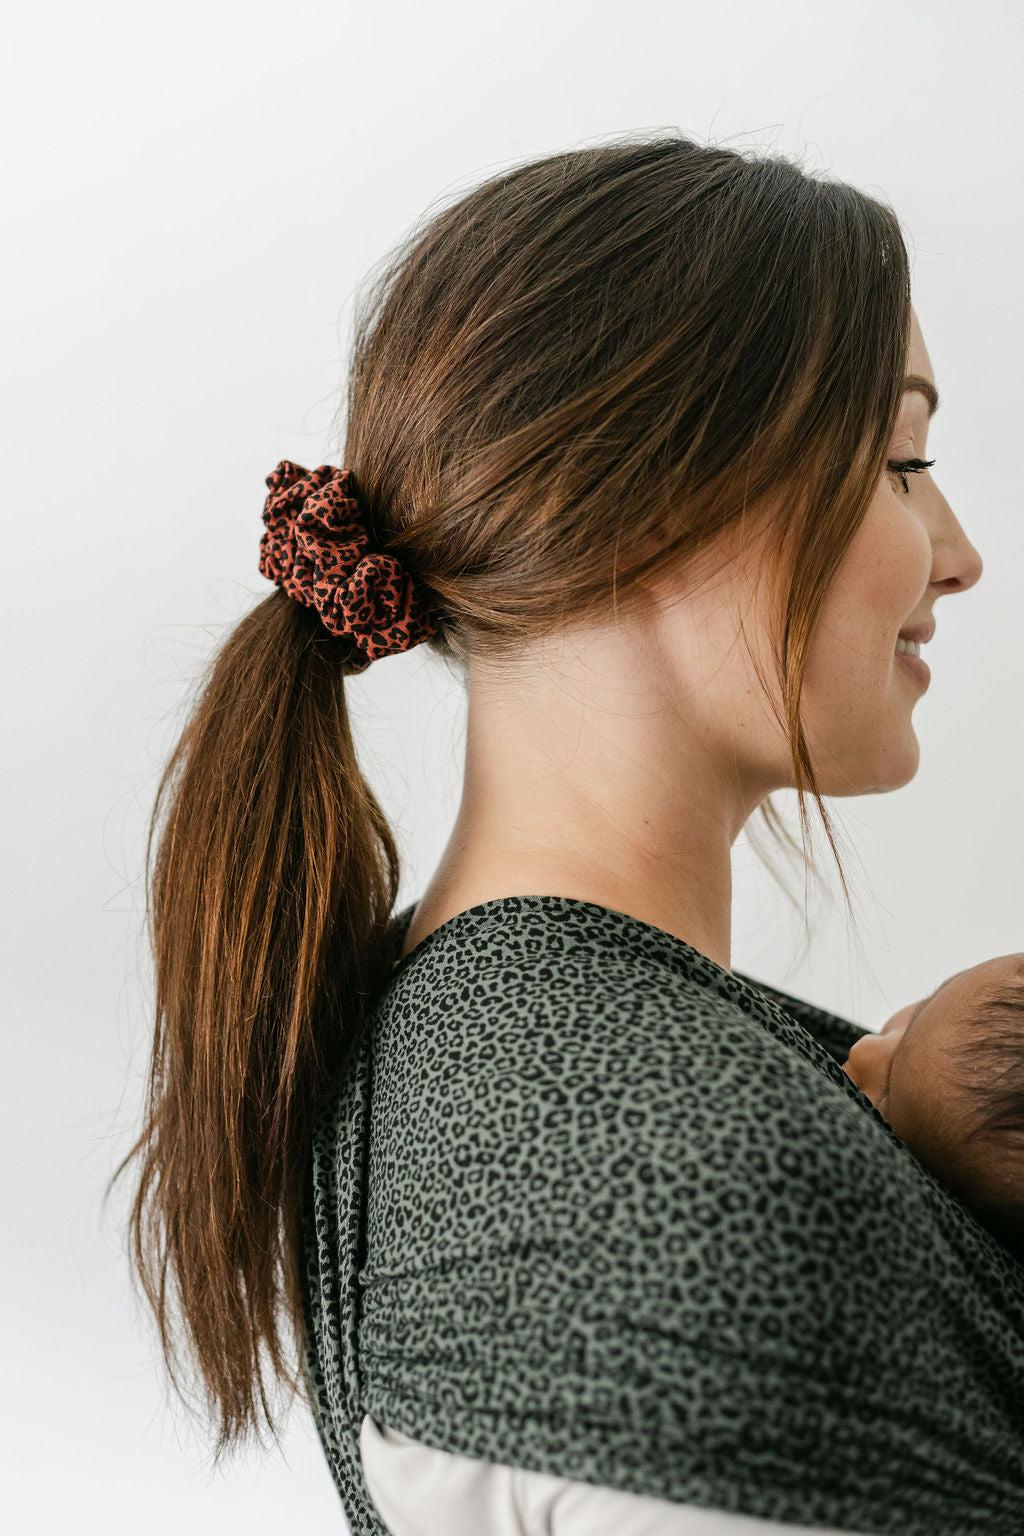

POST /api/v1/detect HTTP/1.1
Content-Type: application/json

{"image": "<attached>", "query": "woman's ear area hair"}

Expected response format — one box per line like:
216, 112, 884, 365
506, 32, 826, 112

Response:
629, 486, 787, 624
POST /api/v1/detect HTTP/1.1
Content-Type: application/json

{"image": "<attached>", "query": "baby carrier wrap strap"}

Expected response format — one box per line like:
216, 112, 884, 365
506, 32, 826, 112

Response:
301, 896, 1024, 1536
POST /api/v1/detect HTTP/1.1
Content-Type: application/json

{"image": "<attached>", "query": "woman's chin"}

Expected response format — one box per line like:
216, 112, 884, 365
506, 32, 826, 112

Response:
862, 703, 923, 793
817, 744, 921, 798
887, 722, 922, 788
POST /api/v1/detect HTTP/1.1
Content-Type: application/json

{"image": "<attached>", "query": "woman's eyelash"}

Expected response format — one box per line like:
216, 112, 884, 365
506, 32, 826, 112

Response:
887, 456, 935, 494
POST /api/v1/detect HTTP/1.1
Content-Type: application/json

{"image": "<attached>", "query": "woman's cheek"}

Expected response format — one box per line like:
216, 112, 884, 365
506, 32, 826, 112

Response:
874, 493, 932, 619
825, 492, 931, 662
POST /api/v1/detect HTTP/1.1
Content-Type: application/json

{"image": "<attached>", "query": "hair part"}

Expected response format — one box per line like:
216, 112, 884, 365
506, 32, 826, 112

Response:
107, 129, 914, 1459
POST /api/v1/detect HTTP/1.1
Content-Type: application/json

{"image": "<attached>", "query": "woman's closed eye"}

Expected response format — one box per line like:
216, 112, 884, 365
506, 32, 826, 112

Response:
887, 456, 936, 494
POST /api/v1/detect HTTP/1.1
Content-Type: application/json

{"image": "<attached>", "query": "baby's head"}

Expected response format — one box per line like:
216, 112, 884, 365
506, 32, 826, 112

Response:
842, 954, 1024, 1261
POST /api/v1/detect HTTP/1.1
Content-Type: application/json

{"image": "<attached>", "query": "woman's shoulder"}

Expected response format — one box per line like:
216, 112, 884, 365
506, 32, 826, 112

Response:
366, 896, 894, 1265
378, 893, 866, 1078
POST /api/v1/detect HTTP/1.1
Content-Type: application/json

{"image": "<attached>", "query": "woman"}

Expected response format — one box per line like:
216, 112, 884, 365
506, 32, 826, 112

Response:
111, 135, 1024, 1535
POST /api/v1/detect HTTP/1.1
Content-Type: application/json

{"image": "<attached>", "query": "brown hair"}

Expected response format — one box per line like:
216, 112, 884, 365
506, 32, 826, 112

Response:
106, 130, 913, 1462
944, 965, 1024, 1264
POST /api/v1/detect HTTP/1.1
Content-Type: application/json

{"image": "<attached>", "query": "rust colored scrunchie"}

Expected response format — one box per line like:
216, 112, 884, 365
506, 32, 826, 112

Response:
259, 459, 442, 674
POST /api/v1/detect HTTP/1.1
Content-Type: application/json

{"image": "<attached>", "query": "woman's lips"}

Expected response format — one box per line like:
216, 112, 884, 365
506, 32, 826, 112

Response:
895, 650, 931, 689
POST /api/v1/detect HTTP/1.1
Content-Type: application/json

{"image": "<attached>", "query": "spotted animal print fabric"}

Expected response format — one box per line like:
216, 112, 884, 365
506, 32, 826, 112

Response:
300, 896, 1024, 1535
258, 461, 441, 674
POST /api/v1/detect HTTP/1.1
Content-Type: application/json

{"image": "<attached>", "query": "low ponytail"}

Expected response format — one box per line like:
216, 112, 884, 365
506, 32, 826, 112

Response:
108, 587, 402, 1458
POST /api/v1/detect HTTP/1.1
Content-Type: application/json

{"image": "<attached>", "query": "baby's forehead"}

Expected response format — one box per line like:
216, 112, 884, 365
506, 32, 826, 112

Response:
923, 955, 1024, 1044
935, 954, 1023, 1003
962, 958, 1009, 988
961, 954, 1024, 993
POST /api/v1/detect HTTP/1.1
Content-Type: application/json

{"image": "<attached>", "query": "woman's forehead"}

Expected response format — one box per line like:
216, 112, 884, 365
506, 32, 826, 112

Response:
907, 307, 933, 379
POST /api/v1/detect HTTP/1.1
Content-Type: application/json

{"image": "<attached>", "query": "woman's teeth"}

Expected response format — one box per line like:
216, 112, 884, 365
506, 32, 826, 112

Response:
895, 637, 922, 657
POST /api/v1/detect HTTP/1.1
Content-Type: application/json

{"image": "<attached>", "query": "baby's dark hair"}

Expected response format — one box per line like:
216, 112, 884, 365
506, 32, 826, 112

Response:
945, 962, 1024, 1265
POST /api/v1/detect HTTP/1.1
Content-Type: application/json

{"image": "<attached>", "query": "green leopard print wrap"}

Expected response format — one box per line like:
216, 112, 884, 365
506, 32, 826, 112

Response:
301, 895, 1024, 1535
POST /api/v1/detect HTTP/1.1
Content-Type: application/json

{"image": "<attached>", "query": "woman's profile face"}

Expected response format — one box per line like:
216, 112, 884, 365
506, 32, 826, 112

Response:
797, 305, 984, 797
637, 305, 984, 818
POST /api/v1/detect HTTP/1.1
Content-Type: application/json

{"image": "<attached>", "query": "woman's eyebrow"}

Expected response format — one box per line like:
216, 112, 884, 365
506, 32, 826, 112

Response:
903, 375, 940, 417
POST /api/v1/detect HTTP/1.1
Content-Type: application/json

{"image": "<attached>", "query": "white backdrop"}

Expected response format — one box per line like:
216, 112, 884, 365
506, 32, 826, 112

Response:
4, 1, 1022, 1530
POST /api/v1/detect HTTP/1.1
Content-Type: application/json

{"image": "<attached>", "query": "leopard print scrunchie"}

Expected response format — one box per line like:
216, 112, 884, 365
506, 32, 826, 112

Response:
259, 459, 442, 674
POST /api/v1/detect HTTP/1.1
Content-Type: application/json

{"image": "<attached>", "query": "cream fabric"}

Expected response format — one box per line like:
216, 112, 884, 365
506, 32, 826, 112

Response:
359, 1415, 864, 1536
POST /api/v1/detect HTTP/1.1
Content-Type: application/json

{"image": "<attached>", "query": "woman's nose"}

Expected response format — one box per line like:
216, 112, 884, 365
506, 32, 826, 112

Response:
930, 494, 984, 598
